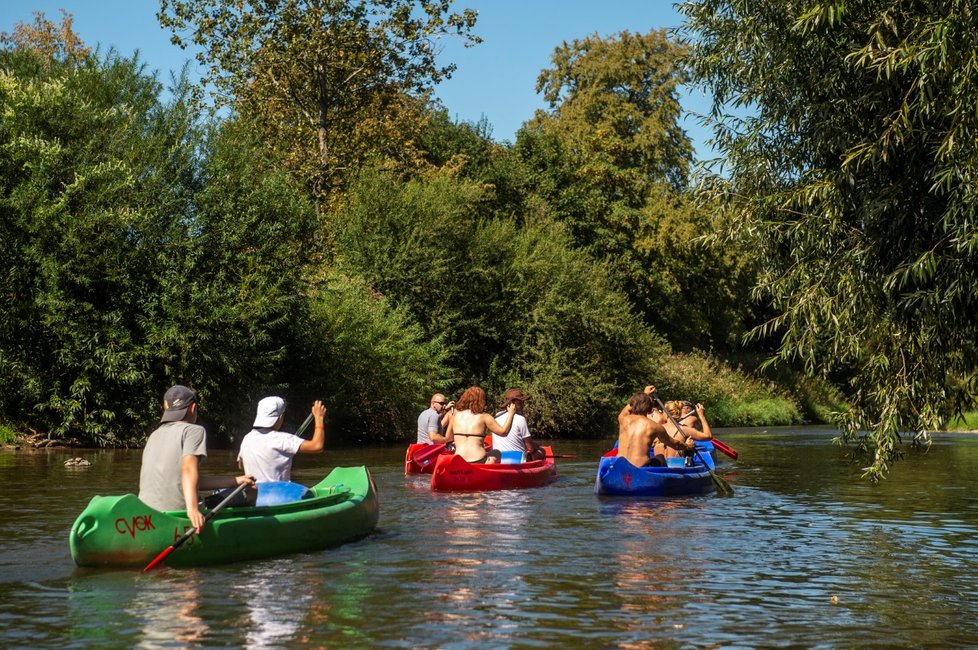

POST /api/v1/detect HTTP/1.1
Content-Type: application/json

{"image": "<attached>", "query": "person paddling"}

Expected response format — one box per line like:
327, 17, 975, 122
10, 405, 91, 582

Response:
617, 385, 694, 467
237, 397, 327, 483
138, 385, 254, 533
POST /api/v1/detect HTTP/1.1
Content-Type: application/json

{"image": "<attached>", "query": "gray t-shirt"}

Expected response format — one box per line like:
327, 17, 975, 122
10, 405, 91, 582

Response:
417, 407, 442, 444
138, 421, 208, 511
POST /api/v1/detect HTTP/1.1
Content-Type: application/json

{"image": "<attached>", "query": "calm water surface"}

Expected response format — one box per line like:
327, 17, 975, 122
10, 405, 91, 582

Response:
2, 427, 978, 648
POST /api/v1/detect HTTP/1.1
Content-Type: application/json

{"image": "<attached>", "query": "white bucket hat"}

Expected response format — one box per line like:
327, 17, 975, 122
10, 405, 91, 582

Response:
253, 396, 285, 428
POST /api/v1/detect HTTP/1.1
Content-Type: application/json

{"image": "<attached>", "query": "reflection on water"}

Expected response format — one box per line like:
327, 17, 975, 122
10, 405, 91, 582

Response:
130, 573, 206, 649
4, 432, 978, 647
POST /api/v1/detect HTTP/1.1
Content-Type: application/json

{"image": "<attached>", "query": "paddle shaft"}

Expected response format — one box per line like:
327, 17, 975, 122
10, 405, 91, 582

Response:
651, 394, 733, 496
143, 480, 250, 571
295, 411, 314, 438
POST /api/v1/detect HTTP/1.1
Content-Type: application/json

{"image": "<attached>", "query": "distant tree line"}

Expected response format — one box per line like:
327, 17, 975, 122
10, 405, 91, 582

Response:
1, 5, 846, 450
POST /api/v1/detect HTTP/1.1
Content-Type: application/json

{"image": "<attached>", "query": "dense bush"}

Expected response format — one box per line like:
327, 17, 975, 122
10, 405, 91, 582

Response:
650, 352, 804, 427
331, 167, 668, 437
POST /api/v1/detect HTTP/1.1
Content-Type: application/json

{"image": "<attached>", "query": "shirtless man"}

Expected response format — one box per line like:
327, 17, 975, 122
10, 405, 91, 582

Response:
618, 386, 694, 467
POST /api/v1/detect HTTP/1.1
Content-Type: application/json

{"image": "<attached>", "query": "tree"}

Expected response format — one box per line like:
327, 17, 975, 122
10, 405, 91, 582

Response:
330, 166, 669, 435
533, 29, 692, 198
497, 30, 753, 350
158, 0, 480, 203
679, 0, 978, 478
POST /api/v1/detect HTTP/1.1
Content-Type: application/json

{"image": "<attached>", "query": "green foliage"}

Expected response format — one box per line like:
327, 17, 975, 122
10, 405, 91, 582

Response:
158, 0, 481, 200
0, 424, 17, 445
490, 30, 757, 352
331, 166, 668, 436
146, 117, 320, 443
0, 37, 319, 446
0, 46, 197, 444
286, 273, 454, 444
947, 412, 978, 432
650, 351, 802, 427
680, 0, 978, 478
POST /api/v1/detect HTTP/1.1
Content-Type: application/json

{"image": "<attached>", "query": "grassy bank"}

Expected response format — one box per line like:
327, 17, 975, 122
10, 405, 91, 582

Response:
652, 351, 848, 427
946, 412, 978, 431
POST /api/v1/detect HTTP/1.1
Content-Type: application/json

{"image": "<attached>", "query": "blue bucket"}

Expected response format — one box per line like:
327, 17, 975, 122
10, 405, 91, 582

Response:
256, 481, 310, 506
499, 450, 524, 464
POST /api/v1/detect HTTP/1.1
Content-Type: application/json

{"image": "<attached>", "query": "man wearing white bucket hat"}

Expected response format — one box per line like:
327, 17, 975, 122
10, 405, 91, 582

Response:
237, 397, 327, 483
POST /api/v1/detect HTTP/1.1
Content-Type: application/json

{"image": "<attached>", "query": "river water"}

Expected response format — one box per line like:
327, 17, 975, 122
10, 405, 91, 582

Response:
1, 427, 977, 648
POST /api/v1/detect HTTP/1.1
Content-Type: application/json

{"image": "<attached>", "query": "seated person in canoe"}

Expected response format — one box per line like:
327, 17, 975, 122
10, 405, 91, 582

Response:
139, 385, 255, 533
445, 386, 516, 464
417, 392, 455, 444
237, 397, 327, 484
652, 399, 712, 460
492, 387, 545, 461
678, 401, 714, 440
618, 386, 694, 467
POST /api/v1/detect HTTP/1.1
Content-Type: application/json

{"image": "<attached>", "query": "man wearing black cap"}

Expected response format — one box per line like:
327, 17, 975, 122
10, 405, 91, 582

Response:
138, 385, 254, 532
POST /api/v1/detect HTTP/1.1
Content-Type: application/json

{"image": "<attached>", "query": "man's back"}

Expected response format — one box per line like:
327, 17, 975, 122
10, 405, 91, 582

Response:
617, 414, 663, 468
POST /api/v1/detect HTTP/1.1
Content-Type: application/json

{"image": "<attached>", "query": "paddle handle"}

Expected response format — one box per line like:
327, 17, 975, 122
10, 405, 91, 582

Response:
143, 480, 250, 571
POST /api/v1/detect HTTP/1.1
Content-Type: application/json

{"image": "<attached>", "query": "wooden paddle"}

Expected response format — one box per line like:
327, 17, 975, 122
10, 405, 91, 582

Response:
711, 437, 739, 460
143, 480, 250, 571
652, 394, 733, 496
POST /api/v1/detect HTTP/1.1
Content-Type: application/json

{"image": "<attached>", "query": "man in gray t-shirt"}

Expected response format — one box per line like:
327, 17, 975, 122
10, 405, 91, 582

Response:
138, 385, 254, 532
417, 392, 454, 444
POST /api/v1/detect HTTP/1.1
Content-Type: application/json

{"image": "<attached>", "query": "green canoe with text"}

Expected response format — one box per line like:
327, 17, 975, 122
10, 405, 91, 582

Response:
69, 466, 379, 568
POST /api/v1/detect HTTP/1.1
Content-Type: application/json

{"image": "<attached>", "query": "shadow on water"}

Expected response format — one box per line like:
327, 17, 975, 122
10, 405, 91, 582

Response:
2, 429, 978, 647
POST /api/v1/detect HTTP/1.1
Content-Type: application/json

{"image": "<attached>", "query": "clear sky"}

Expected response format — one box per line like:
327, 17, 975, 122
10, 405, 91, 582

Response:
0, 1, 714, 159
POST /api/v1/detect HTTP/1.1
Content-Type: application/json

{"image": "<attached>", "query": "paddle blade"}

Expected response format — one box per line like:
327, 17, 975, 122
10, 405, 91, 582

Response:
711, 438, 739, 460
709, 470, 733, 496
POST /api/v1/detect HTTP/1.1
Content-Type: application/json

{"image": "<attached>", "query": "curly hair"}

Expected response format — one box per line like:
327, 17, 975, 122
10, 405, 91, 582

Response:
664, 400, 685, 420
455, 386, 486, 414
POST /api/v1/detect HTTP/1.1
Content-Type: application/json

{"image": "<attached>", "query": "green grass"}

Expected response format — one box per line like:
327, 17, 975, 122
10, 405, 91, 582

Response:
0, 424, 18, 445
947, 412, 978, 431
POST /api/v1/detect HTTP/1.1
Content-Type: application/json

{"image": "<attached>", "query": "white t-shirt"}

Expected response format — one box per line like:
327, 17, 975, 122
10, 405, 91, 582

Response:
237, 429, 305, 483
492, 412, 531, 453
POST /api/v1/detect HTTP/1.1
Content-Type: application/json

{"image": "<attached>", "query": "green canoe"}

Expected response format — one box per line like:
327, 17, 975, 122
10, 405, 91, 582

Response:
69, 466, 379, 568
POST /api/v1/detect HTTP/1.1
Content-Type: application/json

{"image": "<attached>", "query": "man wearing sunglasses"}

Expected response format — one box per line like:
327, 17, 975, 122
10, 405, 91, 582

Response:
417, 393, 455, 444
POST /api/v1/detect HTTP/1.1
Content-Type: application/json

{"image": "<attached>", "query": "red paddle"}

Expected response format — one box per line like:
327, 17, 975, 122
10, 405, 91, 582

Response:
143, 481, 249, 571
711, 438, 739, 460
412, 443, 448, 467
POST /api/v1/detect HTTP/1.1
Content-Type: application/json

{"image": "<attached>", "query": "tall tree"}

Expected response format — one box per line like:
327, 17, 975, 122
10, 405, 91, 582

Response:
158, 0, 480, 203
679, 0, 978, 478
508, 30, 752, 350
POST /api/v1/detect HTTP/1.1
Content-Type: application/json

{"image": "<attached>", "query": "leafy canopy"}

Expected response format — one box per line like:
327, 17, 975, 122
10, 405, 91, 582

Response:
158, 0, 480, 200
679, 0, 978, 478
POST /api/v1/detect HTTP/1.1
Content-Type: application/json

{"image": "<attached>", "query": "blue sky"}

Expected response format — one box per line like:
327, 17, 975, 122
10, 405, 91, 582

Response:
1, 1, 714, 159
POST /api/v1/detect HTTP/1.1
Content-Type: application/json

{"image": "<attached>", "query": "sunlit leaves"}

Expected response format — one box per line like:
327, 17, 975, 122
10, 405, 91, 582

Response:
679, 0, 978, 479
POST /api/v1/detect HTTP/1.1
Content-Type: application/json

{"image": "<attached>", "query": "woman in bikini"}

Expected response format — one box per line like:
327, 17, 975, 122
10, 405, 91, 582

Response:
444, 386, 516, 463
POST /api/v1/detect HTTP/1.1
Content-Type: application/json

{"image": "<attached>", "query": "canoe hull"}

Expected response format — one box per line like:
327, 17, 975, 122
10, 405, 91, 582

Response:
594, 456, 715, 497
404, 443, 451, 475
430, 446, 557, 491
69, 466, 379, 568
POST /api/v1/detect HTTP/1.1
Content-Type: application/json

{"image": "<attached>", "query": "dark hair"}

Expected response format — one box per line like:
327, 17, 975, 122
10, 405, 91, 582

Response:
456, 386, 486, 414
628, 392, 653, 416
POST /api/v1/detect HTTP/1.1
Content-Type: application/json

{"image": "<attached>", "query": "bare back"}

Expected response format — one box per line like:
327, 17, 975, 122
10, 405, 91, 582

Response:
450, 409, 490, 462
617, 413, 667, 467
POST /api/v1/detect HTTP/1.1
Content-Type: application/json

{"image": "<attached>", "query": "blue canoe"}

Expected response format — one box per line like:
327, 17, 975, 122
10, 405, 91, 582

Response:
594, 441, 717, 497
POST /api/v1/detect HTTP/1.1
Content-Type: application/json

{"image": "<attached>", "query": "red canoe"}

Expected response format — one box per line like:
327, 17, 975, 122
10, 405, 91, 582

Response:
404, 443, 453, 475
430, 446, 557, 491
